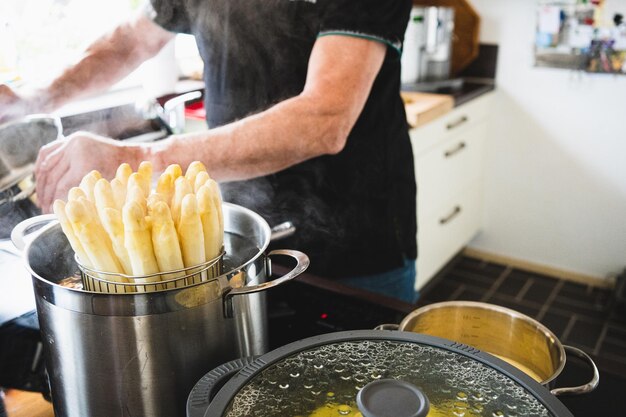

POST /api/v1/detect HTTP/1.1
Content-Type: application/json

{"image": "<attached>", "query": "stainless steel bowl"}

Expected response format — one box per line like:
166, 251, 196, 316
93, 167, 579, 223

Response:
380, 301, 599, 396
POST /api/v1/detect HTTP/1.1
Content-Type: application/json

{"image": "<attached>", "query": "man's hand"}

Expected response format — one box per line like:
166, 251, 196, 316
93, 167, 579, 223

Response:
35, 132, 146, 213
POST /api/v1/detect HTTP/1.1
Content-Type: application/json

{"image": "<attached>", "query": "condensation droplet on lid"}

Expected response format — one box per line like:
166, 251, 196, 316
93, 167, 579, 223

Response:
472, 404, 484, 413
493, 411, 505, 417
457, 391, 468, 400
327, 392, 335, 398
454, 401, 468, 410
290, 372, 300, 378
279, 383, 289, 389
337, 404, 352, 415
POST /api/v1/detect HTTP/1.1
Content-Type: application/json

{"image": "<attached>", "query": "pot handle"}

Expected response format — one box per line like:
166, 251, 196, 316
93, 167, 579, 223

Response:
11, 214, 58, 251
270, 221, 296, 241
550, 345, 600, 396
186, 357, 258, 417
223, 249, 309, 318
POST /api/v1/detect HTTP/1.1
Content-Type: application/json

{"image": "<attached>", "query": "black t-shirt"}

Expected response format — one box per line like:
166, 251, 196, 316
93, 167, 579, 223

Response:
149, 0, 417, 278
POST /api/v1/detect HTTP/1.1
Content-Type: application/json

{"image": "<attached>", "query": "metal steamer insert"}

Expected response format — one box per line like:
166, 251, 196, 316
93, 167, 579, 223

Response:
77, 249, 225, 293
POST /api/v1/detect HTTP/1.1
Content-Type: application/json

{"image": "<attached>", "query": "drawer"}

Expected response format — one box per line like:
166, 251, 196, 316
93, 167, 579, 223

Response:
416, 121, 487, 217
416, 182, 483, 290
411, 91, 493, 156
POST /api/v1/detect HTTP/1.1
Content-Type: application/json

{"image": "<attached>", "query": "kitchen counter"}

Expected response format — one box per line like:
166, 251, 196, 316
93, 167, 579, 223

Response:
400, 78, 495, 129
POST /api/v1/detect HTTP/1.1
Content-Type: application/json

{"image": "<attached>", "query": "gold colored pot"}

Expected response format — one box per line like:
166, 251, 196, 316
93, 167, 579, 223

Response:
382, 301, 599, 396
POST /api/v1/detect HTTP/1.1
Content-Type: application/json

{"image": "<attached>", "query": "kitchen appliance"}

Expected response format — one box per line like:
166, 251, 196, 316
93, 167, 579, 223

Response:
402, 7, 455, 83
377, 301, 599, 396
0, 115, 61, 238
401, 7, 425, 84
11, 203, 309, 417
187, 330, 575, 417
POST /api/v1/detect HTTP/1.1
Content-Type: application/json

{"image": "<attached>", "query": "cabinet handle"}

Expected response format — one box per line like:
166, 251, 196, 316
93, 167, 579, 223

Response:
439, 206, 462, 225
446, 116, 468, 130
444, 142, 466, 158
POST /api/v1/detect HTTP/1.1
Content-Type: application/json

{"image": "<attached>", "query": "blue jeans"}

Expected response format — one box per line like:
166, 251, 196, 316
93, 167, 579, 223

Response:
336, 258, 418, 304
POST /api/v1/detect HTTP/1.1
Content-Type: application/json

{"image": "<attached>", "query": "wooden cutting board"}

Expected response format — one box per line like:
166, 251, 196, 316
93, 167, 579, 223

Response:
3, 389, 54, 417
401, 92, 454, 129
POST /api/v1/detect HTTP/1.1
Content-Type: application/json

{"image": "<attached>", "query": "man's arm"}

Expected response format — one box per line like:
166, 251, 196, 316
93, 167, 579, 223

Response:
35, 35, 387, 210
150, 35, 387, 180
0, 13, 174, 122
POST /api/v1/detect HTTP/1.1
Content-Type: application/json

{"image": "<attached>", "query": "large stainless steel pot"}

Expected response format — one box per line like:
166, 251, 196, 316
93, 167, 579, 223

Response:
377, 301, 599, 396
12, 203, 309, 417
187, 330, 576, 417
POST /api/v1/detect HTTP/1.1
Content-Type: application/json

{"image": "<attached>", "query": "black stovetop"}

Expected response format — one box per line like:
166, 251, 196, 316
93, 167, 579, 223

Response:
267, 261, 626, 417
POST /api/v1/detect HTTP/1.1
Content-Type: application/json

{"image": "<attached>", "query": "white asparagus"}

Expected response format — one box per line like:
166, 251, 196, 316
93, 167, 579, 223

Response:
123, 201, 160, 289
100, 207, 133, 275
196, 185, 222, 262
110, 178, 127, 210
67, 187, 86, 202
94, 179, 117, 224
65, 198, 125, 282
171, 176, 193, 226
150, 201, 185, 283
184, 161, 206, 186
137, 161, 153, 197
127, 185, 147, 216
127, 173, 145, 195
53, 199, 93, 268
165, 164, 182, 181
205, 179, 224, 244
194, 171, 210, 193
79, 170, 102, 203
147, 193, 168, 209
115, 163, 132, 186
156, 172, 174, 207
177, 194, 205, 268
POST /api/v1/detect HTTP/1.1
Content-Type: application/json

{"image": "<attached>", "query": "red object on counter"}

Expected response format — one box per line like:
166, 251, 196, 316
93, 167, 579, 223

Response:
185, 100, 206, 121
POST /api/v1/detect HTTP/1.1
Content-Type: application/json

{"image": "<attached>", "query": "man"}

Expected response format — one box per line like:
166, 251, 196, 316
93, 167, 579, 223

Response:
0, 0, 418, 302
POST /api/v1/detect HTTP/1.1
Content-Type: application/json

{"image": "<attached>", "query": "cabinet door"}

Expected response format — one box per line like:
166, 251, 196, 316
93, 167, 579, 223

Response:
416, 121, 487, 218
410, 92, 492, 156
416, 181, 484, 290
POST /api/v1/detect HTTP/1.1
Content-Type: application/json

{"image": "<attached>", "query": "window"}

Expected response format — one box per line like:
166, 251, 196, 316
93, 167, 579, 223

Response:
0, 0, 202, 92
0, 0, 143, 86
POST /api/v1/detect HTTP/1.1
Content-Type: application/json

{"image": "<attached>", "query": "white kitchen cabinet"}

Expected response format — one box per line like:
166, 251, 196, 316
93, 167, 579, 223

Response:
410, 92, 493, 290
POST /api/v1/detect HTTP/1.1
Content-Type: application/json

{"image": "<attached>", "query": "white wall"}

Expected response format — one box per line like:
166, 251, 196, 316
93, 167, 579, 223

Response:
467, 0, 626, 281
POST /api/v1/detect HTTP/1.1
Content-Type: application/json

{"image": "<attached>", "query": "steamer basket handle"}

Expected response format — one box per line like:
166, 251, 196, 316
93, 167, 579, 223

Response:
11, 214, 58, 251
223, 249, 309, 318
550, 345, 600, 396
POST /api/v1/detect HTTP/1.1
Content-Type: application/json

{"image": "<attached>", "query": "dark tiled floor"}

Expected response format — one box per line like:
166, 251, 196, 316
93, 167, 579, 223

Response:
420, 255, 626, 377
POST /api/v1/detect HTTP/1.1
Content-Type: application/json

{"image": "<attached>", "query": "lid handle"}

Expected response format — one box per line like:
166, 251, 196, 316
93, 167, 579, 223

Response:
356, 379, 430, 417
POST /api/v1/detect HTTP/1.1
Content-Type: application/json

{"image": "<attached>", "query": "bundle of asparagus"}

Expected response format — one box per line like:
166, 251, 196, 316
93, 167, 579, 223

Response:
53, 161, 224, 293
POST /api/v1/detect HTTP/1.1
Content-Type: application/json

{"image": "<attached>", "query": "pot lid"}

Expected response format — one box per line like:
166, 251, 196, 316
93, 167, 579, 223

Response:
202, 331, 573, 417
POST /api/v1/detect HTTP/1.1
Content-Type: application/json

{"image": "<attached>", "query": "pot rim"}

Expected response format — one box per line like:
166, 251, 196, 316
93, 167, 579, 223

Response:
398, 300, 567, 386
20, 202, 271, 298
202, 330, 574, 417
